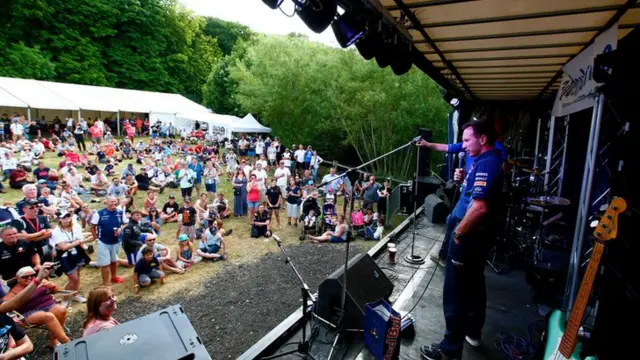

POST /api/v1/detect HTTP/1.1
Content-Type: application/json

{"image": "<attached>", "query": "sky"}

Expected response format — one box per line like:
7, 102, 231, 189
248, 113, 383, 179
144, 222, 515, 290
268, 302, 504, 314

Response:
180, 0, 340, 47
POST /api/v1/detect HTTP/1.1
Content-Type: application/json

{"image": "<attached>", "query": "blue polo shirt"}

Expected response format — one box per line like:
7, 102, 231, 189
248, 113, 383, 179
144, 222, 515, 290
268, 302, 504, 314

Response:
447, 141, 506, 174
188, 162, 203, 184
452, 148, 504, 219
134, 256, 160, 275
90, 208, 127, 245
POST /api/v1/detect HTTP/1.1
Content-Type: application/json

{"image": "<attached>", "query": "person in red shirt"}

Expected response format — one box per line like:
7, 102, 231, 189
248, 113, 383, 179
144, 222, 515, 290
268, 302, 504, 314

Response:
9, 165, 34, 189
89, 124, 103, 145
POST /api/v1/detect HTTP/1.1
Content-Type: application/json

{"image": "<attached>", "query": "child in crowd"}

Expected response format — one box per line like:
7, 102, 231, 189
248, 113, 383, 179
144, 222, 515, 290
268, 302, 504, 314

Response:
133, 247, 165, 294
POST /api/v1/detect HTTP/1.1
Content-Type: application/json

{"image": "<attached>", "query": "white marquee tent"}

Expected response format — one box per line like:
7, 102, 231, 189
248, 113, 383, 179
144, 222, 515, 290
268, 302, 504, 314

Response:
233, 114, 272, 133
0, 76, 234, 134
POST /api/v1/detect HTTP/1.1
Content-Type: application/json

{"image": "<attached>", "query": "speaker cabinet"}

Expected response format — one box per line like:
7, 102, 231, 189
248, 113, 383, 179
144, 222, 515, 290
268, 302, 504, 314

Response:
318, 253, 394, 329
424, 194, 448, 223
398, 183, 413, 215
55, 305, 210, 360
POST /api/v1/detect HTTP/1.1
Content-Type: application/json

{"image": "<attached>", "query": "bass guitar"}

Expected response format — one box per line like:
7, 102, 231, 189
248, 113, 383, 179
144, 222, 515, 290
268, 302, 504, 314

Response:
543, 197, 626, 360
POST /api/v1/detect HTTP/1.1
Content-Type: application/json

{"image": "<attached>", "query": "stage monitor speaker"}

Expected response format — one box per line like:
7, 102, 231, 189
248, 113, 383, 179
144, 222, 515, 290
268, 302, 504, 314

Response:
423, 194, 447, 223
436, 187, 454, 209
318, 253, 394, 329
417, 128, 432, 177
55, 305, 210, 360
416, 176, 441, 205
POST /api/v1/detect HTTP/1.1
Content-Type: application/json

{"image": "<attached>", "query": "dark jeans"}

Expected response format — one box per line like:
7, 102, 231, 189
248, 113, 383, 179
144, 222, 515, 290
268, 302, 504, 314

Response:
439, 233, 489, 357
438, 213, 462, 260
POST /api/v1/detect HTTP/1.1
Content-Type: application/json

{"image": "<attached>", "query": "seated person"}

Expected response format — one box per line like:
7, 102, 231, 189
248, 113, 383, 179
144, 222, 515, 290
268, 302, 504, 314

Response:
89, 169, 109, 195
160, 195, 179, 222
133, 247, 165, 294
106, 177, 128, 198
303, 209, 317, 231
4, 267, 70, 347
103, 159, 116, 176
307, 215, 349, 243
82, 286, 119, 337
136, 237, 184, 274
251, 204, 271, 238
212, 193, 231, 218
197, 226, 227, 261
359, 215, 385, 241
0, 226, 40, 285
124, 173, 138, 196
176, 234, 201, 268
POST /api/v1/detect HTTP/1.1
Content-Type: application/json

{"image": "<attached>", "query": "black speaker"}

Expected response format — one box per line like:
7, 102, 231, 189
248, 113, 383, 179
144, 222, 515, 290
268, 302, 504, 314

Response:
398, 183, 413, 215
423, 194, 447, 223
416, 176, 441, 205
418, 128, 432, 177
436, 186, 455, 209
55, 305, 210, 360
318, 253, 394, 329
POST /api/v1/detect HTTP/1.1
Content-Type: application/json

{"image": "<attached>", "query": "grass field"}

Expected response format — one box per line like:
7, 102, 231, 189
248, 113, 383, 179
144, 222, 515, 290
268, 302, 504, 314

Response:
2, 141, 391, 306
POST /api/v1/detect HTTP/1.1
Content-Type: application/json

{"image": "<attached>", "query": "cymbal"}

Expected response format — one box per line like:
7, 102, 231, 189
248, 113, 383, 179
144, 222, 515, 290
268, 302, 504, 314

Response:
527, 196, 571, 206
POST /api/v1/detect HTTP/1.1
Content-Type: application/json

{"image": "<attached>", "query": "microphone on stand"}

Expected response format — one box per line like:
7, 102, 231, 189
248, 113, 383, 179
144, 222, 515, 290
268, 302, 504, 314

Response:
273, 234, 282, 244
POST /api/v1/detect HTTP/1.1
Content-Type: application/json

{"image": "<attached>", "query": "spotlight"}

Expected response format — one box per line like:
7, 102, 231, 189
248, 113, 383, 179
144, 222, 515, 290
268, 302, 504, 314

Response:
375, 36, 395, 68
262, 0, 284, 9
297, 0, 337, 34
390, 38, 412, 76
355, 20, 382, 60
332, 11, 366, 48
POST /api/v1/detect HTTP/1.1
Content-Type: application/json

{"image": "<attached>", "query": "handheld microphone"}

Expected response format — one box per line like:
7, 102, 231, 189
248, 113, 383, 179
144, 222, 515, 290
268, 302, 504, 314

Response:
272, 234, 282, 244
458, 152, 465, 169
412, 135, 422, 144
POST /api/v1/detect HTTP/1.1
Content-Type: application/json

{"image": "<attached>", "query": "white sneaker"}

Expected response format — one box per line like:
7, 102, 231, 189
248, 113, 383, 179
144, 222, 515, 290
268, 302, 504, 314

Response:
465, 336, 480, 347
73, 295, 87, 303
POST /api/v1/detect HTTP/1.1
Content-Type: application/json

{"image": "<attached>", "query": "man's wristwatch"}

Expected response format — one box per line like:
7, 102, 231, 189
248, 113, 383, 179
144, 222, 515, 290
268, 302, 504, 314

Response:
452, 231, 462, 240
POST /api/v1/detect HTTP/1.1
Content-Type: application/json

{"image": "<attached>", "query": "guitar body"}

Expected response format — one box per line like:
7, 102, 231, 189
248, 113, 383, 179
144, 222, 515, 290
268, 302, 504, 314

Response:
543, 310, 595, 360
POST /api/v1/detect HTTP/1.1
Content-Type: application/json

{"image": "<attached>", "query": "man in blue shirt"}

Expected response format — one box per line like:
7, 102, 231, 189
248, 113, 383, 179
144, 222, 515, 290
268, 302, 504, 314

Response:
417, 132, 506, 265
90, 197, 128, 286
420, 120, 504, 360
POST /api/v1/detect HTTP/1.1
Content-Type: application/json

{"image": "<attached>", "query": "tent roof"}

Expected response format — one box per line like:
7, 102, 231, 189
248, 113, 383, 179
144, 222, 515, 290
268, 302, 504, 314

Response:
176, 112, 239, 128
0, 76, 211, 114
0, 77, 79, 110
233, 114, 272, 133
0, 87, 28, 108
371, 0, 640, 101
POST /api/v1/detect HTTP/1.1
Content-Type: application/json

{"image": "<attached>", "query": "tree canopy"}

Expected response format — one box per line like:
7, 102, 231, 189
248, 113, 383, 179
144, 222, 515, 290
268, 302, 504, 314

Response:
0, 0, 222, 103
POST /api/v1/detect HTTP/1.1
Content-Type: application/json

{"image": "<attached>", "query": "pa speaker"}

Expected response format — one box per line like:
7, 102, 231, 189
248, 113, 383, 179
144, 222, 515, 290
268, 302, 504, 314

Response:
424, 194, 447, 223
398, 182, 413, 215
55, 305, 210, 360
318, 253, 393, 329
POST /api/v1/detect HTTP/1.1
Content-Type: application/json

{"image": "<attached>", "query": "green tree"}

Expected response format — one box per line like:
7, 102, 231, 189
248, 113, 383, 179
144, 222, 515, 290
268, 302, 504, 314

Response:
203, 18, 254, 56
229, 35, 449, 178
0, 42, 56, 80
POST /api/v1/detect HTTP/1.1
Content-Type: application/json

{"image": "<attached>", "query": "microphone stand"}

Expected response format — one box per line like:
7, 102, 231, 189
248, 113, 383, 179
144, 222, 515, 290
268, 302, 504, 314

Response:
404, 145, 426, 264
262, 236, 325, 360
322, 136, 421, 360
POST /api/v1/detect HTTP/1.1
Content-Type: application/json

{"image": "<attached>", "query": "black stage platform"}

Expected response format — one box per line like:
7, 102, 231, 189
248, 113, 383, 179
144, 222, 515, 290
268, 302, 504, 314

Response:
254, 216, 543, 360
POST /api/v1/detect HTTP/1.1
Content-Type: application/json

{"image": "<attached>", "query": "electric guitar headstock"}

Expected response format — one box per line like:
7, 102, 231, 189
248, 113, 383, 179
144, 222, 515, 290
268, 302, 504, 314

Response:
593, 197, 626, 242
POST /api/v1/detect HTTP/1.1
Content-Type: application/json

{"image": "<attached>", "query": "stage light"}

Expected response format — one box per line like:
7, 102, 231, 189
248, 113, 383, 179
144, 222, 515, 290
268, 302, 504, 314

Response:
355, 20, 382, 60
332, 11, 366, 48
262, 0, 284, 9
390, 38, 412, 76
375, 37, 394, 68
297, 0, 337, 34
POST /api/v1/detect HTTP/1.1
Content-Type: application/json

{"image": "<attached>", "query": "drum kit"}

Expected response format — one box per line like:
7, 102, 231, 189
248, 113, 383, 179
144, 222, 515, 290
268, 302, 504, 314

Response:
488, 149, 572, 284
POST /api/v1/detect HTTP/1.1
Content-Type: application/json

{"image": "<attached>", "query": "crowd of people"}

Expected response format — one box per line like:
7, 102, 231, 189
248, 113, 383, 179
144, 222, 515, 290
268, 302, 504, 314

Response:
0, 113, 393, 358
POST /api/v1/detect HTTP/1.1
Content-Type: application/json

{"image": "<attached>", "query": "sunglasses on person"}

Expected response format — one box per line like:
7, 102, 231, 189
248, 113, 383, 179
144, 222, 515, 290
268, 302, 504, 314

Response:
20, 274, 35, 280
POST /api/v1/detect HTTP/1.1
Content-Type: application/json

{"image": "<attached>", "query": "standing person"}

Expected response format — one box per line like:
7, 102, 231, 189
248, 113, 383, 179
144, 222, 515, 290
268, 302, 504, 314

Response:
420, 120, 504, 360
274, 160, 291, 197
285, 178, 301, 227
178, 163, 196, 200
176, 198, 197, 240
203, 161, 218, 196
416, 123, 506, 265
266, 179, 282, 228
90, 197, 128, 286
309, 151, 323, 181
188, 157, 204, 195
74, 122, 87, 152
246, 174, 261, 223
377, 179, 392, 219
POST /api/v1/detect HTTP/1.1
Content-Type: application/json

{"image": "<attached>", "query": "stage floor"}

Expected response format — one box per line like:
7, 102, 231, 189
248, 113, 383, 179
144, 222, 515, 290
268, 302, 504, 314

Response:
263, 217, 544, 360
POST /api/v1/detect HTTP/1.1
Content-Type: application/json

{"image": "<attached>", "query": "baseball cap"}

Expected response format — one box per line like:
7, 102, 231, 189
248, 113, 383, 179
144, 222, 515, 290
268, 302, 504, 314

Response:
37, 179, 47, 184
57, 211, 72, 219
178, 234, 189, 242
24, 199, 40, 206
169, 195, 175, 199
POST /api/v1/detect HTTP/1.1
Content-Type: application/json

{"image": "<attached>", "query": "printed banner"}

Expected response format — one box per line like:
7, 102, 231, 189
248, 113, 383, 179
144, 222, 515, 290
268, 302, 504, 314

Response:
551, 23, 618, 117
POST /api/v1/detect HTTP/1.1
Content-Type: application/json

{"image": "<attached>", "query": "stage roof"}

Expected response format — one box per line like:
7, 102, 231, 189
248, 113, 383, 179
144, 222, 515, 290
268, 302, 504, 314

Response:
373, 0, 640, 101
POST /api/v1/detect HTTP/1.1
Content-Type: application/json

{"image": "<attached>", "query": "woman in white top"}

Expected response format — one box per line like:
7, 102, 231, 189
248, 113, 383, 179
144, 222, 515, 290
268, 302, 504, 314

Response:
309, 151, 323, 181
49, 212, 91, 303
307, 215, 349, 243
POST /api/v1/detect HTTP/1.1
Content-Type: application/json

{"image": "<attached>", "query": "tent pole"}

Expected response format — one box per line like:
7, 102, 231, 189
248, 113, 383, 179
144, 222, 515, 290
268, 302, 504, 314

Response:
564, 94, 605, 314
78, 109, 82, 122
117, 111, 121, 137
27, 107, 32, 121
543, 116, 555, 192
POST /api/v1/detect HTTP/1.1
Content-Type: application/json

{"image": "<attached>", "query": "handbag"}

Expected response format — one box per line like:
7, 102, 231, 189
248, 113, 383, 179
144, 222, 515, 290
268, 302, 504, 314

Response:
233, 188, 241, 196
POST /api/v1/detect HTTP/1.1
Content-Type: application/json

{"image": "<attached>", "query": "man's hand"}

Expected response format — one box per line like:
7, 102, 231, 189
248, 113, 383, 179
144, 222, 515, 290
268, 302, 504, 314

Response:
416, 139, 431, 148
453, 232, 461, 245
134, 284, 140, 294
454, 168, 466, 183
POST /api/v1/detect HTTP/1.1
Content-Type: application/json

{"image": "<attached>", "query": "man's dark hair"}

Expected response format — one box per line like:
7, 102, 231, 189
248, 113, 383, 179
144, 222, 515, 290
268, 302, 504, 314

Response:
462, 119, 497, 146
142, 247, 153, 256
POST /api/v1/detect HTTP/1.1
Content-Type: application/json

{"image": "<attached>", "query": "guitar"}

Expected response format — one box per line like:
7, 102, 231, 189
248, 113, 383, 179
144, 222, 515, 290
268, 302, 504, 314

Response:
543, 197, 626, 360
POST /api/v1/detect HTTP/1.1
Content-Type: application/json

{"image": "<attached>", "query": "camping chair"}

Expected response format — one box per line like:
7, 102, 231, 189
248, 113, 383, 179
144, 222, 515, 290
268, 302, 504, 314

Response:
8, 290, 77, 354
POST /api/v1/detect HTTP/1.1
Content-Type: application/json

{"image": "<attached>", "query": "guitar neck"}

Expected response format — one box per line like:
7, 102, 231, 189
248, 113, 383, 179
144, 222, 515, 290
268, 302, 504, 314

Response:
559, 241, 605, 358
